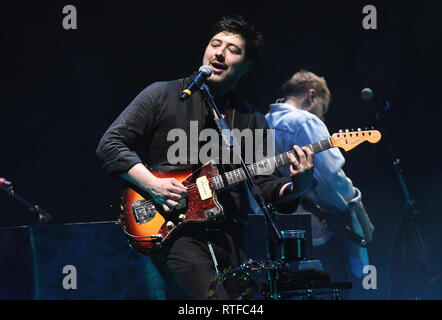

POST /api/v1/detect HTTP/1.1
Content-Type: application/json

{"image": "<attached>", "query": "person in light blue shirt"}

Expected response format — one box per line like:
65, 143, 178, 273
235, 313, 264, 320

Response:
265, 70, 375, 283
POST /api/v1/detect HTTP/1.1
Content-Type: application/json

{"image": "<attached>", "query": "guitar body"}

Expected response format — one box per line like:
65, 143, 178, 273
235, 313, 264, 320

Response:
119, 161, 224, 255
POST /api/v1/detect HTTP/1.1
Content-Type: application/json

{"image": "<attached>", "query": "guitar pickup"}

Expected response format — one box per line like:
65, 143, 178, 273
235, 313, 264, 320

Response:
196, 176, 212, 200
132, 200, 156, 224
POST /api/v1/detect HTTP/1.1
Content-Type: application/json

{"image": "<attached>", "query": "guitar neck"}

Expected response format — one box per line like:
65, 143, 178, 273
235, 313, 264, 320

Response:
211, 138, 332, 189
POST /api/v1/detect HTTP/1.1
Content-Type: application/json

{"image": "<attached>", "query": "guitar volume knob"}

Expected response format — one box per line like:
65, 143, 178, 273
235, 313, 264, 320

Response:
166, 221, 175, 229
178, 214, 186, 222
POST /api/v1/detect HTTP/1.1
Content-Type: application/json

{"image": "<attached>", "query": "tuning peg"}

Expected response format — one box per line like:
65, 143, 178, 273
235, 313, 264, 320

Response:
357, 128, 362, 131
339, 129, 343, 133
351, 128, 355, 132
345, 129, 349, 133
371, 126, 374, 130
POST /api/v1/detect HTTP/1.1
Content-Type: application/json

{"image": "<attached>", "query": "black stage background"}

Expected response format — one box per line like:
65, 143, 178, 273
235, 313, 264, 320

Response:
1, 1, 441, 299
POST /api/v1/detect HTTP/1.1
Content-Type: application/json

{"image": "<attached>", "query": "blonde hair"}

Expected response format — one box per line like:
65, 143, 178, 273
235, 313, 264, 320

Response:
282, 70, 331, 113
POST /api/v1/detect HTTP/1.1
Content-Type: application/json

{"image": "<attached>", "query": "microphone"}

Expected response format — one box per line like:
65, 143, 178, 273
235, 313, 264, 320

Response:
360, 88, 374, 102
361, 88, 391, 111
0, 177, 12, 188
181, 65, 212, 100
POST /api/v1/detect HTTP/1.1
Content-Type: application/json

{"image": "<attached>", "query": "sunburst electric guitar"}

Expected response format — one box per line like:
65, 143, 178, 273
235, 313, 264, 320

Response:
119, 129, 381, 255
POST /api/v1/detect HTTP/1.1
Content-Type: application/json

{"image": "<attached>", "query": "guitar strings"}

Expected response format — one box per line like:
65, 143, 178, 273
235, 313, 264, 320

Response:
165, 149, 313, 194
169, 152, 297, 195
144, 140, 340, 202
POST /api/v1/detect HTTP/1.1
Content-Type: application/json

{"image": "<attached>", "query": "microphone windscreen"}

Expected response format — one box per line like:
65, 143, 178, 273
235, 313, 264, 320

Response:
199, 65, 212, 77
361, 88, 374, 101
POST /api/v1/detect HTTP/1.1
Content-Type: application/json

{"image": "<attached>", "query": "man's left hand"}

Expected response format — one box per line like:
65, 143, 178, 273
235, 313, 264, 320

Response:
277, 145, 314, 203
288, 145, 314, 176
288, 145, 314, 196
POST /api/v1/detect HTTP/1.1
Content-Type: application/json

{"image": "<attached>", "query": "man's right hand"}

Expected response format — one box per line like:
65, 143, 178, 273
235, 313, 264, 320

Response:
122, 163, 187, 213
145, 176, 187, 212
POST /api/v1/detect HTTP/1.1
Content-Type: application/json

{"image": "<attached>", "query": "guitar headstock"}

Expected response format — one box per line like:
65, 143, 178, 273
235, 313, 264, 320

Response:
330, 128, 381, 152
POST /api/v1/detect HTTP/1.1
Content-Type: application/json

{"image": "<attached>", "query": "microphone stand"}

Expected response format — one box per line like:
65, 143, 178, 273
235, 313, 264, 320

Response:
0, 183, 51, 224
199, 83, 283, 300
374, 101, 439, 299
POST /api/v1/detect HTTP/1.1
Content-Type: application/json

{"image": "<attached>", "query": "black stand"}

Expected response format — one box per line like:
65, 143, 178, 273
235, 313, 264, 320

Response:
374, 101, 440, 299
199, 84, 283, 299
0, 183, 51, 224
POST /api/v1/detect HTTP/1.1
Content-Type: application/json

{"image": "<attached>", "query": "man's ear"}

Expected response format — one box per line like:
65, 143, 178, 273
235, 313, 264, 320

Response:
301, 89, 316, 111
308, 89, 316, 101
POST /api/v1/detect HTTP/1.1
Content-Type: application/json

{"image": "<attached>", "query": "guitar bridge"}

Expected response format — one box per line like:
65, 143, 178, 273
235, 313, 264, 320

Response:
132, 200, 156, 224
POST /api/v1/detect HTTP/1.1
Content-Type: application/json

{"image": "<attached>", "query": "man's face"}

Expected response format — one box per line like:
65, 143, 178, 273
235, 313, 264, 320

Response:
202, 31, 250, 92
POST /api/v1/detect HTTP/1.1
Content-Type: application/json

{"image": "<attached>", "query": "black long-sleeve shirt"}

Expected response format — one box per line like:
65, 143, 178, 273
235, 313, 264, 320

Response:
96, 77, 293, 232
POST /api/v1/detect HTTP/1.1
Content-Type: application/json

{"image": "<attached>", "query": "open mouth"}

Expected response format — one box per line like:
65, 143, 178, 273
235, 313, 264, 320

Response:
211, 62, 227, 73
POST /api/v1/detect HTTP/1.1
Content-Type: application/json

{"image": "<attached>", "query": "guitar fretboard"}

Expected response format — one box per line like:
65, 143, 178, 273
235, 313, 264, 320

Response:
210, 138, 332, 190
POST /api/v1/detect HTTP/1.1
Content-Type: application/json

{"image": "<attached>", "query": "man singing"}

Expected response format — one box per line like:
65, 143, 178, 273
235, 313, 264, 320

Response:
96, 16, 313, 299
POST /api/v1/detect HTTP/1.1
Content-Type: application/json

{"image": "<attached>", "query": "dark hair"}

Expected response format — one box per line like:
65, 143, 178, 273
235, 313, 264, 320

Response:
208, 15, 264, 62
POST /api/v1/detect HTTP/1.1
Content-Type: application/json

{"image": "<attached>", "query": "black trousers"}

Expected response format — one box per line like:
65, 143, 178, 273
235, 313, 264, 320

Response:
150, 230, 245, 300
